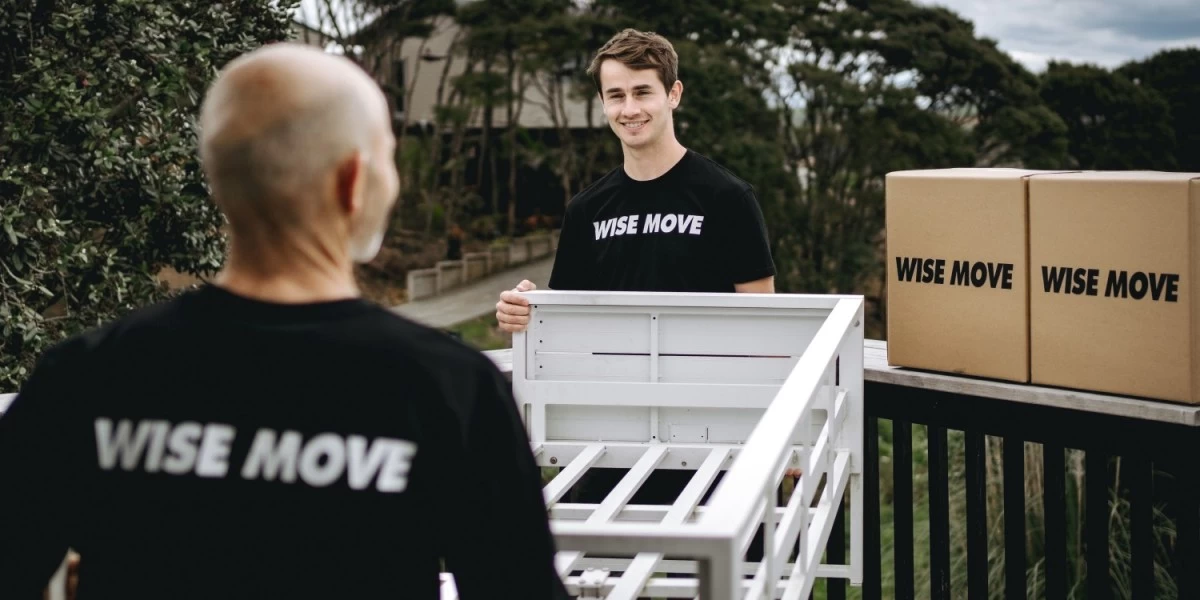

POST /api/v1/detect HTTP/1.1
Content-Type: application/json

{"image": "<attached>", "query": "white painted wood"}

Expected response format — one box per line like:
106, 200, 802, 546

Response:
555, 445, 669, 577
488, 341, 1200, 426
567, 557, 852, 580
0, 393, 15, 414
533, 352, 798, 384
532, 312, 651, 355
547, 405, 651, 443
535, 442, 737, 471
542, 444, 605, 505
520, 290, 855, 310
527, 380, 780, 409
657, 312, 823, 356
495, 292, 864, 600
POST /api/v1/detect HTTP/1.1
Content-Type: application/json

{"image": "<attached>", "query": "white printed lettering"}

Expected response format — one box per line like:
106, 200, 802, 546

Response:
375, 439, 418, 492
242, 429, 301, 483
644, 213, 662, 233
143, 421, 170, 472
615, 215, 629, 236
195, 424, 235, 478
298, 433, 346, 487
95, 418, 155, 471
93, 418, 417, 493
689, 215, 704, 235
660, 214, 678, 233
163, 422, 203, 475
627, 214, 639, 234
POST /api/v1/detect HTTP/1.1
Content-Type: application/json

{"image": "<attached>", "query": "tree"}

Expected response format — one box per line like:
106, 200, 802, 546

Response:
1040, 61, 1177, 170
1118, 47, 1200, 170
0, 1, 298, 388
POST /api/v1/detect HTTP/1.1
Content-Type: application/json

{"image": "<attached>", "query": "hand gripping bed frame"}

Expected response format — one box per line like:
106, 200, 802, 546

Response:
444, 291, 865, 600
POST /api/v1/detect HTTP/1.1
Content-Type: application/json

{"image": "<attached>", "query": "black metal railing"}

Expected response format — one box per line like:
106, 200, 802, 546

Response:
839, 380, 1200, 600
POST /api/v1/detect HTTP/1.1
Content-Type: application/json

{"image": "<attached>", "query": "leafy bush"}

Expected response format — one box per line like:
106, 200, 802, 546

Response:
0, 1, 298, 388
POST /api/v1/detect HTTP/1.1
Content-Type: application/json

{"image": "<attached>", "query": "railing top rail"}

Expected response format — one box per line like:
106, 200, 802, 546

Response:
864, 340, 1200, 427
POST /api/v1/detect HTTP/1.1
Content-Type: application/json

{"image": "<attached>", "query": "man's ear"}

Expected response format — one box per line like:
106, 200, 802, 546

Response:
669, 80, 683, 109
334, 151, 367, 215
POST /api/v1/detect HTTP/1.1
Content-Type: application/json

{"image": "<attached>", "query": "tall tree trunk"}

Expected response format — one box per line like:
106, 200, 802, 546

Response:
477, 55, 496, 220
505, 37, 518, 235
424, 29, 465, 233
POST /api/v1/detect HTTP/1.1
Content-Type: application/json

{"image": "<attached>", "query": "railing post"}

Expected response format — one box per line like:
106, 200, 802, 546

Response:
862, 408, 880, 600
893, 418, 913, 600
1003, 436, 1026, 600
1086, 449, 1110, 600
840, 303, 865, 587
1042, 443, 1066, 600
927, 425, 950, 600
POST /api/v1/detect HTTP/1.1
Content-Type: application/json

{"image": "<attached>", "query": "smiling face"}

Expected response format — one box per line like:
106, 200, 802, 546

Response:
598, 58, 682, 151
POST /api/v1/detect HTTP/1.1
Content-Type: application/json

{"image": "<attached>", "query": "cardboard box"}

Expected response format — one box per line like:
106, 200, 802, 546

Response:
886, 169, 1069, 382
1030, 172, 1200, 403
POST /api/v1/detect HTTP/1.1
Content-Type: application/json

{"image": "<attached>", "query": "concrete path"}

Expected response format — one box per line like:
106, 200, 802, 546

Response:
392, 256, 555, 329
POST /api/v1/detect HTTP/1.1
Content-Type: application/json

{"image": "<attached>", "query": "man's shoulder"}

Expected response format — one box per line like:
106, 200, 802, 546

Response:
567, 165, 625, 213
683, 150, 755, 197
372, 313, 501, 374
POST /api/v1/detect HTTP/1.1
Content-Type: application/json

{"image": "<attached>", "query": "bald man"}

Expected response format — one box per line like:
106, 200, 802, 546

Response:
0, 44, 567, 600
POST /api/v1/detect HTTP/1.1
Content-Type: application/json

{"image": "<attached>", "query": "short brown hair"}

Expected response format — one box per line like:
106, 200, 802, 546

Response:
586, 29, 679, 94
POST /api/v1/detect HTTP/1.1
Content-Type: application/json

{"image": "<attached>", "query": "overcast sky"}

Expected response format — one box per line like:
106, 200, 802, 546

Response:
919, 0, 1200, 72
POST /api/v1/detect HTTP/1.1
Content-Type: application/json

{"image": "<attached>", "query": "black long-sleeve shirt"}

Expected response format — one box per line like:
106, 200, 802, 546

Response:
0, 284, 567, 600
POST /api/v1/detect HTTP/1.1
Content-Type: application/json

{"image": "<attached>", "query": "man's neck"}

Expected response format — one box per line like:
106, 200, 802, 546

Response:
213, 242, 361, 304
622, 137, 688, 181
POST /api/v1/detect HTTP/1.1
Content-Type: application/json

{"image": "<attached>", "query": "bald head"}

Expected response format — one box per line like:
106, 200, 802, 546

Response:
199, 43, 398, 263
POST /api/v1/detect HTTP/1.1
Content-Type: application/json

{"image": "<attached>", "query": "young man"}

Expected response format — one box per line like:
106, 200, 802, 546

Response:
0, 44, 567, 600
496, 28, 775, 331
495, 29, 788, 507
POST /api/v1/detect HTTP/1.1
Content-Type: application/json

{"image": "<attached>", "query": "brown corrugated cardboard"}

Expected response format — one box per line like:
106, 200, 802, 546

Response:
886, 169, 1068, 382
1029, 172, 1200, 403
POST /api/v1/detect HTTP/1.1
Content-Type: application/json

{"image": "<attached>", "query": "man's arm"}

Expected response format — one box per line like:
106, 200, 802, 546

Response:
735, 276, 775, 293
441, 360, 569, 600
0, 345, 78, 597
498, 206, 587, 333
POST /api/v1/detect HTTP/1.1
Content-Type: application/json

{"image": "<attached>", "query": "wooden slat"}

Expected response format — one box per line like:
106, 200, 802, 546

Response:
528, 380, 780, 409
1043, 444, 1066, 600
556, 445, 669, 577
928, 426, 950, 600
1086, 450, 1111, 600
1004, 437, 1025, 600
1130, 455, 1154, 600
1174, 459, 1199, 599
657, 313, 823, 356
893, 420, 914, 600
533, 352, 798, 385
605, 448, 731, 600
543, 444, 605, 505
966, 432, 989, 599
863, 413, 882, 600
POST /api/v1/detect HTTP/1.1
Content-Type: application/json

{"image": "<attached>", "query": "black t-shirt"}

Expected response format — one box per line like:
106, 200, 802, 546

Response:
0, 285, 567, 600
548, 149, 775, 292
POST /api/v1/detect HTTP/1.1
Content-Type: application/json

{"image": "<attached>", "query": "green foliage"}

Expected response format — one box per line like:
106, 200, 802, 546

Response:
1040, 61, 1177, 170
1117, 48, 1200, 171
0, 0, 298, 388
